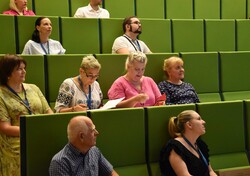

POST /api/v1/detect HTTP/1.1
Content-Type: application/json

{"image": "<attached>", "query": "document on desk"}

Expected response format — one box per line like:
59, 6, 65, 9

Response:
99, 97, 125, 110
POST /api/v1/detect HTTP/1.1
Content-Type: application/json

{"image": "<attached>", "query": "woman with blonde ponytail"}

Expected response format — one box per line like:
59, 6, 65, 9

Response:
160, 110, 217, 176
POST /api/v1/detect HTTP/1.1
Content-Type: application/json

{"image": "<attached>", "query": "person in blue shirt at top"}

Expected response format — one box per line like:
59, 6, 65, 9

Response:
158, 56, 199, 105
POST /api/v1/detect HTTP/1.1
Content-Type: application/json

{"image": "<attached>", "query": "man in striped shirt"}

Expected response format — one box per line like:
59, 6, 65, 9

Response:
49, 116, 119, 176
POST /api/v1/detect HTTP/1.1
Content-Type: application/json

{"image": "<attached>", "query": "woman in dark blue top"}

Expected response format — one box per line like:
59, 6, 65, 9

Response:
159, 110, 217, 176
158, 56, 199, 105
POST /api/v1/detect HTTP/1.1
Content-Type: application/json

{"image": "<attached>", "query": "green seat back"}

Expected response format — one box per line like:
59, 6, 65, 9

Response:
145, 104, 196, 176
181, 52, 221, 102
61, 17, 100, 54
22, 55, 46, 95
220, 51, 250, 101
0, 1, 10, 14
0, 15, 16, 54
46, 55, 84, 106
172, 19, 204, 52
244, 100, 250, 161
105, 0, 135, 18
236, 19, 250, 51
194, 0, 220, 19
197, 101, 249, 170
69, 0, 89, 17
20, 112, 87, 176
139, 19, 172, 53
100, 18, 123, 54
166, 0, 193, 19
144, 53, 178, 85
136, 0, 165, 19
89, 108, 148, 176
221, 0, 246, 19
95, 54, 127, 100
16, 16, 60, 54
205, 19, 235, 52
33, 0, 69, 16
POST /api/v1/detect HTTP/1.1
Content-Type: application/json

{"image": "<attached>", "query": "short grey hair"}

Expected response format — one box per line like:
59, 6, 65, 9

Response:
80, 55, 101, 71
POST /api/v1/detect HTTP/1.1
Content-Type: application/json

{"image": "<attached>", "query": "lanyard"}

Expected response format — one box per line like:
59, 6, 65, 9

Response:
123, 35, 142, 52
40, 41, 50, 54
6, 84, 32, 114
182, 135, 209, 167
78, 76, 92, 109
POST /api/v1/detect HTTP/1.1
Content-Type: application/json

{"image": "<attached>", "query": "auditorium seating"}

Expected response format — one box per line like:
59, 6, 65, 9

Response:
220, 51, 250, 101
0, 15, 16, 54
205, 19, 236, 52
60, 17, 100, 54
139, 19, 172, 53
171, 19, 204, 52
33, 0, 69, 17
193, 0, 220, 19
244, 100, 250, 159
197, 101, 249, 170
95, 54, 127, 100
166, 0, 193, 19
181, 52, 221, 102
136, 0, 165, 19
221, 0, 246, 19
99, 18, 123, 53
22, 55, 46, 95
89, 108, 148, 176
105, 0, 135, 18
236, 19, 250, 51
2, 16, 250, 54
20, 101, 250, 176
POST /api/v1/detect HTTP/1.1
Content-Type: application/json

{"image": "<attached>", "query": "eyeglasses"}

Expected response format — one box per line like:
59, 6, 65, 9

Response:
85, 72, 99, 79
130, 21, 141, 25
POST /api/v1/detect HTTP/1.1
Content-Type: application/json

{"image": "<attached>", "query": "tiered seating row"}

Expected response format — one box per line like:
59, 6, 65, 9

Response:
1, 0, 250, 19
2, 15, 250, 54
20, 100, 250, 176
2, 51, 250, 107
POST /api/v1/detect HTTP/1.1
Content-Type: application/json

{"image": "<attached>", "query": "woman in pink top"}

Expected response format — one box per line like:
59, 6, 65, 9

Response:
108, 52, 165, 108
3, 0, 35, 16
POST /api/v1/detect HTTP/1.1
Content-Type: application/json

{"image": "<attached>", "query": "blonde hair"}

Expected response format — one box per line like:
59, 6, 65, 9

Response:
168, 110, 196, 138
80, 55, 101, 71
163, 56, 183, 78
125, 51, 147, 70
9, 0, 28, 13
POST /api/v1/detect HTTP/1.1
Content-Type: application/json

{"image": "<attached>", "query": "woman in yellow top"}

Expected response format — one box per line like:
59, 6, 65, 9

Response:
0, 54, 53, 176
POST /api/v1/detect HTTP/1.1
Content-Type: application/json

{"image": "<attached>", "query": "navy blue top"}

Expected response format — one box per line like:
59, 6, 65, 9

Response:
158, 81, 200, 105
159, 138, 210, 176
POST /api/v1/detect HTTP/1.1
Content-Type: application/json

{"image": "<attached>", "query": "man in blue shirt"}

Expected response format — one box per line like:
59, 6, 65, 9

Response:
49, 116, 119, 176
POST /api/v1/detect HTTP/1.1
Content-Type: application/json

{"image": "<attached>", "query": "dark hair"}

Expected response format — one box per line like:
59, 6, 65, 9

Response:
0, 54, 27, 86
31, 17, 47, 43
122, 16, 137, 33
